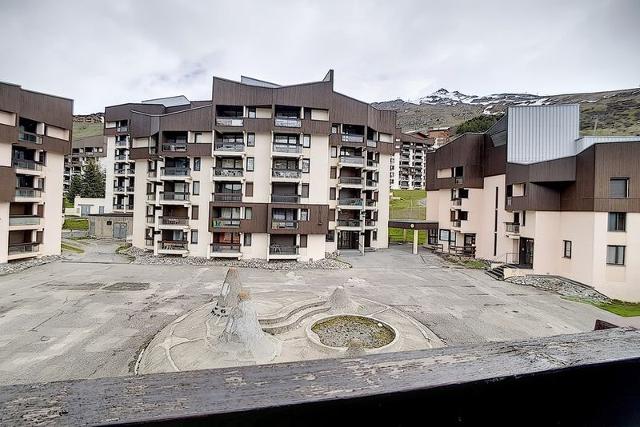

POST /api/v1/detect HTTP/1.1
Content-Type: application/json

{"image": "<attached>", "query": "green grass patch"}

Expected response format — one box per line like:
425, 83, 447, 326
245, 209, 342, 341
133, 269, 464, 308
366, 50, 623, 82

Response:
388, 228, 426, 244
61, 242, 84, 254
390, 189, 426, 220
444, 255, 487, 269
563, 296, 640, 317
73, 122, 103, 139
63, 198, 74, 208
63, 218, 89, 230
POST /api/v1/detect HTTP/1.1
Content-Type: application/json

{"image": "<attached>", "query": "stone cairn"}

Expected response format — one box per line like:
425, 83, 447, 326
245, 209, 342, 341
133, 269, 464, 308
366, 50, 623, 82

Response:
328, 285, 362, 314
212, 267, 242, 316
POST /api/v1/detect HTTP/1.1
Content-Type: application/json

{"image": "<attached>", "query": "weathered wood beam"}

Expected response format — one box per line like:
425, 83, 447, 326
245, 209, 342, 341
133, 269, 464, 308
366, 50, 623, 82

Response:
1, 328, 639, 425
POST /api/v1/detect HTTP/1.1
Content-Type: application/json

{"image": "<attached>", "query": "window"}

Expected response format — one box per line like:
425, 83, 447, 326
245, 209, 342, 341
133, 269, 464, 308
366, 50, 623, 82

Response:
194, 132, 202, 143
300, 209, 309, 221
330, 167, 337, 179
248, 107, 256, 118
428, 229, 438, 245
301, 183, 309, 198
331, 125, 339, 134
609, 178, 629, 198
245, 182, 253, 197
331, 146, 337, 158
372, 231, 378, 241
607, 245, 625, 265
246, 157, 254, 172
247, 133, 255, 147
439, 229, 450, 241
326, 230, 335, 242
192, 181, 200, 196
563, 240, 572, 258
193, 157, 201, 171
300, 234, 308, 248
608, 212, 626, 232
192, 205, 199, 220
244, 233, 252, 246
191, 230, 198, 244
302, 158, 310, 173
303, 134, 311, 148
329, 187, 336, 200
329, 209, 335, 221
245, 207, 252, 220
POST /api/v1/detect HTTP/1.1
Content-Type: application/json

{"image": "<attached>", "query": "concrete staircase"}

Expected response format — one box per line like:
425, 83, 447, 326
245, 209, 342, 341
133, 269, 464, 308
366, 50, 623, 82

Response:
258, 299, 330, 335
485, 264, 517, 280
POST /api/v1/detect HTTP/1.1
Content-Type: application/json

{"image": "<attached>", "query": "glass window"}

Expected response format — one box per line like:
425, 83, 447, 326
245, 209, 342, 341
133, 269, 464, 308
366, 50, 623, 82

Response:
302, 159, 310, 173
245, 207, 252, 220
326, 230, 335, 242
191, 230, 198, 244
301, 184, 309, 198
300, 234, 308, 248
331, 146, 337, 158
246, 157, 254, 172
439, 229, 450, 241
607, 245, 625, 265
563, 240, 571, 258
247, 133, 255, 147
609, 178, 629, 198
608, 212, 626, 231
248, 107, 256, 118
192, 181, 200, 195
192, 205, 199, 220
329, 187, 336, 200
300, 209, 309, 221
244, 233, 252, 246
303, 134, 311, 148
193, 157, 201, 171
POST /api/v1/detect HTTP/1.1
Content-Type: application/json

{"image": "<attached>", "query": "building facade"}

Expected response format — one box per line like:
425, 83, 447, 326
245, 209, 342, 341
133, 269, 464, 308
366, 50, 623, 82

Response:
105, 71, 396, 261
390, 131, 431, 190
64, 135, 108, 193
0, 82, 73, 263
426, 104, 640, 301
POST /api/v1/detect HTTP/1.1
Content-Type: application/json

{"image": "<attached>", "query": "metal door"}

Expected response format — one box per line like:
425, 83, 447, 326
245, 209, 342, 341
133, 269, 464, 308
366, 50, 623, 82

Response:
113, 222, 127, 239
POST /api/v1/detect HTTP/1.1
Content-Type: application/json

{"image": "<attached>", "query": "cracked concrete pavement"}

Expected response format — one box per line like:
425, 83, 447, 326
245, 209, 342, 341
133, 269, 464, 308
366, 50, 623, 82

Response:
0, 241, 637, 386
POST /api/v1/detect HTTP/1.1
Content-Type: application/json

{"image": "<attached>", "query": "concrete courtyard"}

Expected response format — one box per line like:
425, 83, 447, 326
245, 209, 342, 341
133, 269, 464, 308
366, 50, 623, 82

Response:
0, 240, 637, 386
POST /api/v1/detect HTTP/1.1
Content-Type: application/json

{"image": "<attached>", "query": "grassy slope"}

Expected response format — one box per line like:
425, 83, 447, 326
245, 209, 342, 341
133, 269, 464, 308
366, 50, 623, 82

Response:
72, 122, 103, 140
63, 218, 89, 230
389, 189, 427, 244
564, 296, 640, 317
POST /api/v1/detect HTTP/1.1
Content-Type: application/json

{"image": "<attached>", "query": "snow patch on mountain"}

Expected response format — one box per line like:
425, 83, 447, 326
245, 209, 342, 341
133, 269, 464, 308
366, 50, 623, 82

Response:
412, 88, 552, 107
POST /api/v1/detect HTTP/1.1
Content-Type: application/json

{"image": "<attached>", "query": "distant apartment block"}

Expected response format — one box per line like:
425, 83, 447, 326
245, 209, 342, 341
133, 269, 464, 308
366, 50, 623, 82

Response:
63, 135, 108, 193
390, 131, 432, 190
0, 82, 73, 263
426, 104, 640, 301
104, 71, 396, 260
427, 126, 451, 148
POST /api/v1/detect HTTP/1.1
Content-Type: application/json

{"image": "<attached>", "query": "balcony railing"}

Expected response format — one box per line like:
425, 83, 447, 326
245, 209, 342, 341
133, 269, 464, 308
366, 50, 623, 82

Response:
452, 220, 461, 228
148, 170, 157, 178
216, 117, 244, 127
339, 177, 362, 185
12, 159, 42, 171
161, 192, 190, 201
8, 242, 39, 254
337, 219, 360, 227
115, 140, 128, 147
272, 220, 299, 230
272, 169, 301, 179
214, 168, 244, 177
9, 216, 41, 226
15, 188, 42, 198
159, 240, 188, 251
341, 134, 364, 143
214, 141, 245, 152
452, 198, 462, 206
162, 142, 188, 152
366, 160, 378, 168
269, 245, 299, 255
365, 179, 378, 187
339, 156, 364, 165
505, 222, 520, 233
145, 215, 155, 224
161, 167, 190, 176
114, 154, 127, 161
366, 139, 377, 148
116, 125, 129, 132
18, 131, 42, 144
338, 198, 363, 207
211, 218, 241, 228
160, 217, 189, 226
274, 117, 301, 128
454, 176, 463, 184
214, 192, 242, 202
146, 193, 156, 201
365, 199, 377, 207
365, 219, 376, 227
272, 144, 301, 154
271, 194, 300, 203
211, 243, 241, 253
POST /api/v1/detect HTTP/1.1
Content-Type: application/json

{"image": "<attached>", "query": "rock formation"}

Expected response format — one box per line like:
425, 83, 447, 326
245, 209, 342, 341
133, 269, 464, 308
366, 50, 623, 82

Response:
212, 267, 242, 316
327, 285, 362, 314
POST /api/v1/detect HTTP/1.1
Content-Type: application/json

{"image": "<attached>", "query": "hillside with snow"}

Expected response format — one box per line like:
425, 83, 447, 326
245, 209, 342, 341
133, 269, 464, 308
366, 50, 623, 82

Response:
374, 88, 640, 136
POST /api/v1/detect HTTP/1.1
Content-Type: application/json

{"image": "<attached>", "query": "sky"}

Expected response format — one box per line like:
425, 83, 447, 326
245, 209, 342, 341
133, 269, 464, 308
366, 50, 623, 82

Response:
1, 0, 639, 113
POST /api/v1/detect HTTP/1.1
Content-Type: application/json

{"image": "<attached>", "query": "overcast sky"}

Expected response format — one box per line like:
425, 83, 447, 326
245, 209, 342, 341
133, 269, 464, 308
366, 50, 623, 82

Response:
1, 0, 638, 113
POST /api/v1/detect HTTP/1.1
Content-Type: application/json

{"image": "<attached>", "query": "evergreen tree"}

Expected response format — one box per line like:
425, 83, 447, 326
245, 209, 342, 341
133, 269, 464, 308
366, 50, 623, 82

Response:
67, 174, 84, 203
81, 159, 106, 198
455, 114, 504, 135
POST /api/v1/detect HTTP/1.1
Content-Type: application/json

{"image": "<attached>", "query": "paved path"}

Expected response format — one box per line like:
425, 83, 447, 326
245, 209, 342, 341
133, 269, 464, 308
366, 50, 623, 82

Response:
0, 242, 636, 386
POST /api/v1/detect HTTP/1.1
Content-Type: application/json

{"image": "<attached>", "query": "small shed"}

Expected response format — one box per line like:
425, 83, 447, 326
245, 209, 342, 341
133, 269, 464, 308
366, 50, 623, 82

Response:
88, 213, 133, 240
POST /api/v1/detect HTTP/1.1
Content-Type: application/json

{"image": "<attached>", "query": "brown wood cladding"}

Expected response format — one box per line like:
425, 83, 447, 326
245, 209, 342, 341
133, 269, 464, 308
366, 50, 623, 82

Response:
160, 106, 212, 132
0, 166, 16, 201
208, 202, 268, 233
506, 156, 576, 185
0, 123, 18, 143
129, 147, 156, 160
268, 204, 329, 235
159, 142, 211, 157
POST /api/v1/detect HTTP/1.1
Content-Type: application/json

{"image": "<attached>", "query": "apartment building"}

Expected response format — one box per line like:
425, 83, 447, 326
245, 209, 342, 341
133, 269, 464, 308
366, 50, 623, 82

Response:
390, 131, 432, 190
63, 135, 108, 193
0, 82, 73, 263
427, 126, 451, 148
426, 104, 640, 301
106, 70, 395, 261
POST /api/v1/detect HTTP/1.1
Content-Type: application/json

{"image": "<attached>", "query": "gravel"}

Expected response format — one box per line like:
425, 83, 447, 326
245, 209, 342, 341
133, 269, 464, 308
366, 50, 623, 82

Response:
124, 247, 351, 270
311, 315, 396, 348
0, 256, 63, 276
506, 275, 610, 303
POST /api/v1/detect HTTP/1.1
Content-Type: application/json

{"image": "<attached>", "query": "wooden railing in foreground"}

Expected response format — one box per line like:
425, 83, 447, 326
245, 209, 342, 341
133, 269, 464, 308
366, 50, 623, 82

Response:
1, 327, 639, 425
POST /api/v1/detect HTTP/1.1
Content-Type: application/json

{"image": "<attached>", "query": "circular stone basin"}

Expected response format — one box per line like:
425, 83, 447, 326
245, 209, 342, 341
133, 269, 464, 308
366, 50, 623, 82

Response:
310, 315, 396, 349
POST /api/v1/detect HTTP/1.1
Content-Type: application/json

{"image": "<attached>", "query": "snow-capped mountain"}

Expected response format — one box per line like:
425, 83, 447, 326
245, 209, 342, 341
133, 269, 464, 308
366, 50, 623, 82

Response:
409, 88, 552, 114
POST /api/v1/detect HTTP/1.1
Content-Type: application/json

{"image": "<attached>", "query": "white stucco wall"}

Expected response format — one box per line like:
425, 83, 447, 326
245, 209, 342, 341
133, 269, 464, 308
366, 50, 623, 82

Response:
41, 153, 64, 256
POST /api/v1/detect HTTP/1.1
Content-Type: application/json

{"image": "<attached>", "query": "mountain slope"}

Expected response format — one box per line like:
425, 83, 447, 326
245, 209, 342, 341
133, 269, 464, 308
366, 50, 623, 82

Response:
374, 88, 640, 136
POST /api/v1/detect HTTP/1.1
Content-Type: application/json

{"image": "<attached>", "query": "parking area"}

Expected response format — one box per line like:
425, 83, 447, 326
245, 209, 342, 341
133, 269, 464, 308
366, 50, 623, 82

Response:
0, 241, 637, 386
